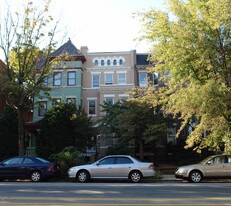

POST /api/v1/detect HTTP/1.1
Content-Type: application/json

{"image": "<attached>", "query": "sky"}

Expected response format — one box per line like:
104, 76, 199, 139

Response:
0, 0, 167, 56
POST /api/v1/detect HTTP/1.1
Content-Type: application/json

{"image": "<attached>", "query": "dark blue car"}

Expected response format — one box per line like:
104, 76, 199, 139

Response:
0, 156, 60, 182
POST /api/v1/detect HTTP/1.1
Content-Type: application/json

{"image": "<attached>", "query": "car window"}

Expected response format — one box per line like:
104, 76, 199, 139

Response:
99, 157, 115, 165
23, 158, 36, 164
3, 157, 24, 165
212, 156, 227, 164
116, 157, 133, 164
35, 157, 50, 163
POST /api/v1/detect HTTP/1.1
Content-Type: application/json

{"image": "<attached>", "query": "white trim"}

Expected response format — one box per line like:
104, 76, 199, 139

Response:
119, 94, 129, 97
87, 97, 98, 100
104, 94, 115, 97
117, 71, 127, 74
104, 71, 114, 74
90, 71, 101, 74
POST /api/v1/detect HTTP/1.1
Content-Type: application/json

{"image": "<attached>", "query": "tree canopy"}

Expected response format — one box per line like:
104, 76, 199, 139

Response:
100, 100, 167, 160
0, 0, 60, 155
37, 103, 94, 159
137, 0, 231, 152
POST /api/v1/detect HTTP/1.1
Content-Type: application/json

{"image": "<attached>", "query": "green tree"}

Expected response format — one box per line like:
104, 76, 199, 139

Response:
37, 103, 94, 159
0, 1, 60, 155
137, 0, 231, 152
100, 100, 167, 160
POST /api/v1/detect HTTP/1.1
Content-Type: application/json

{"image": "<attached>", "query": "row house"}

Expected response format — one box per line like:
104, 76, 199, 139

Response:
30, 39, 179, 161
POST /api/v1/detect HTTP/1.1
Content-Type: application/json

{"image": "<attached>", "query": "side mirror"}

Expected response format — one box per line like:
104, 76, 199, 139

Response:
207, 160, 212, 165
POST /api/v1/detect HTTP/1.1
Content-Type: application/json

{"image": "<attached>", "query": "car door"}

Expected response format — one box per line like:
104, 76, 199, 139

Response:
113, 157, 134, 178
203, 156, 227, 177
0, 157, 24, 178
90, 157, 115, 178
225, 155, 231, 177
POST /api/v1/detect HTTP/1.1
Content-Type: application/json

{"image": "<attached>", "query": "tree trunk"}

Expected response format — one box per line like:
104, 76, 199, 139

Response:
139, 139, 144, 161
18, 109, 25, 155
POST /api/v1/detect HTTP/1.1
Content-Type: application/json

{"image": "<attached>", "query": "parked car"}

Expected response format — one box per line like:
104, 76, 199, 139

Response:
68, 155, 155, 183
0, 156, 60, 182
175, 154, 231, 183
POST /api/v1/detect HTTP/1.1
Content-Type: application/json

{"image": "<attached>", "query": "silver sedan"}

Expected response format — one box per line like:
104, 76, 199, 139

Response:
175, 154, 231, 183
68, 155, 155, 183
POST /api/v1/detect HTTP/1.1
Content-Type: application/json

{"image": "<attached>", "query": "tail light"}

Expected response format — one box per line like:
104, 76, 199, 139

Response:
148, 164, 155, 170
47, 164, 55, 171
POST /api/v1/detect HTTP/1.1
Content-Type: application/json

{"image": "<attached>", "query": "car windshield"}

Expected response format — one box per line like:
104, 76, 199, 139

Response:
200, 156, 214, 164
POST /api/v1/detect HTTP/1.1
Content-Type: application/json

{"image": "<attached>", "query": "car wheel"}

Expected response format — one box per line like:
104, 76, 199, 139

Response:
188, 170, 202, 183
130, 171, 142, 183
31, 171, 42, 182
77, 170, 90, 182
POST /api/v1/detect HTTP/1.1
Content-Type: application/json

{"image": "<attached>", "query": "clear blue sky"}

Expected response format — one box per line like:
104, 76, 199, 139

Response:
0, 0, 167, 55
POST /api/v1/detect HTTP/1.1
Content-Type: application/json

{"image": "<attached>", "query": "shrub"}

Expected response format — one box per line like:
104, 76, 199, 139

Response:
50, 146, 86, 177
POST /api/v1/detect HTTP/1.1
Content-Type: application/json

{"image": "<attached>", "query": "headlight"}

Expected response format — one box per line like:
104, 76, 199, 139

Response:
177, 168, 186, 174
68, 167, 77, 173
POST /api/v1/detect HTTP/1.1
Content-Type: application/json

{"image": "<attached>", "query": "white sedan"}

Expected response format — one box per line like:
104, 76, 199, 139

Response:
68, 155, 155, 183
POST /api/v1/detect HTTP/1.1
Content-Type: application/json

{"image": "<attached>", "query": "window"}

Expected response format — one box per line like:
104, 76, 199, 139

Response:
53, 72, 62, 86
105, 73, 113, 84
43, 77, 48, 85
23, 158, 36, 164
107, 59, 111, 66
94, 60, 98, 66
119, 95, 129, 102
92, 74, 100, 88
67, 71, 76, 86
119, 59, 123, 65
99, 157, 115, 165
3, 157, 24, 165
88, 100, 96, 115
116, 157, 133, 164
101, 60, 104, 66
167, 127, 176, 145
139, 72, 147, 87
38, 101, 47, 116
67, 98, 76, 104
104, 97, 114, 104
153, 73, 159, 86
113, 59, 117, 66
52, 98, 61, 105
118, 73, 126, 84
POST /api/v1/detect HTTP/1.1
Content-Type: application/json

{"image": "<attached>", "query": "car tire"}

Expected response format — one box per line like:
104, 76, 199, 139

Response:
77, 170, 90, 182
188, 170, 202, 183
31, 171, 42, 182
130, 170, 142, 183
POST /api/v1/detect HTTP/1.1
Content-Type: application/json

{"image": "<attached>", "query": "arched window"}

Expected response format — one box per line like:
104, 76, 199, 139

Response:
113, 59, 117, 66
101, 60, 104, 66
107, 59, 110, 66
94, 60, 99, 66
119, 59, 123, 65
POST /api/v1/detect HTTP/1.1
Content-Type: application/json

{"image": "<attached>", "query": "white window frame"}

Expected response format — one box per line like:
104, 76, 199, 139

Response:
117, 71, 126, 85
53, 72, 62, 86
92, 73, 100, 88
139, 72, 147, 87
104, 72, 113, 85
67, 71, 76, 86
104, 94, 115, 105
87, 98, 97, 116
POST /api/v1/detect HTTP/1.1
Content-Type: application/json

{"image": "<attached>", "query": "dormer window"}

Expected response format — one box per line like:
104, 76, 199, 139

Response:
107, 59, 110, 66
119, 59, 123, 65
101, 60, 104, 66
